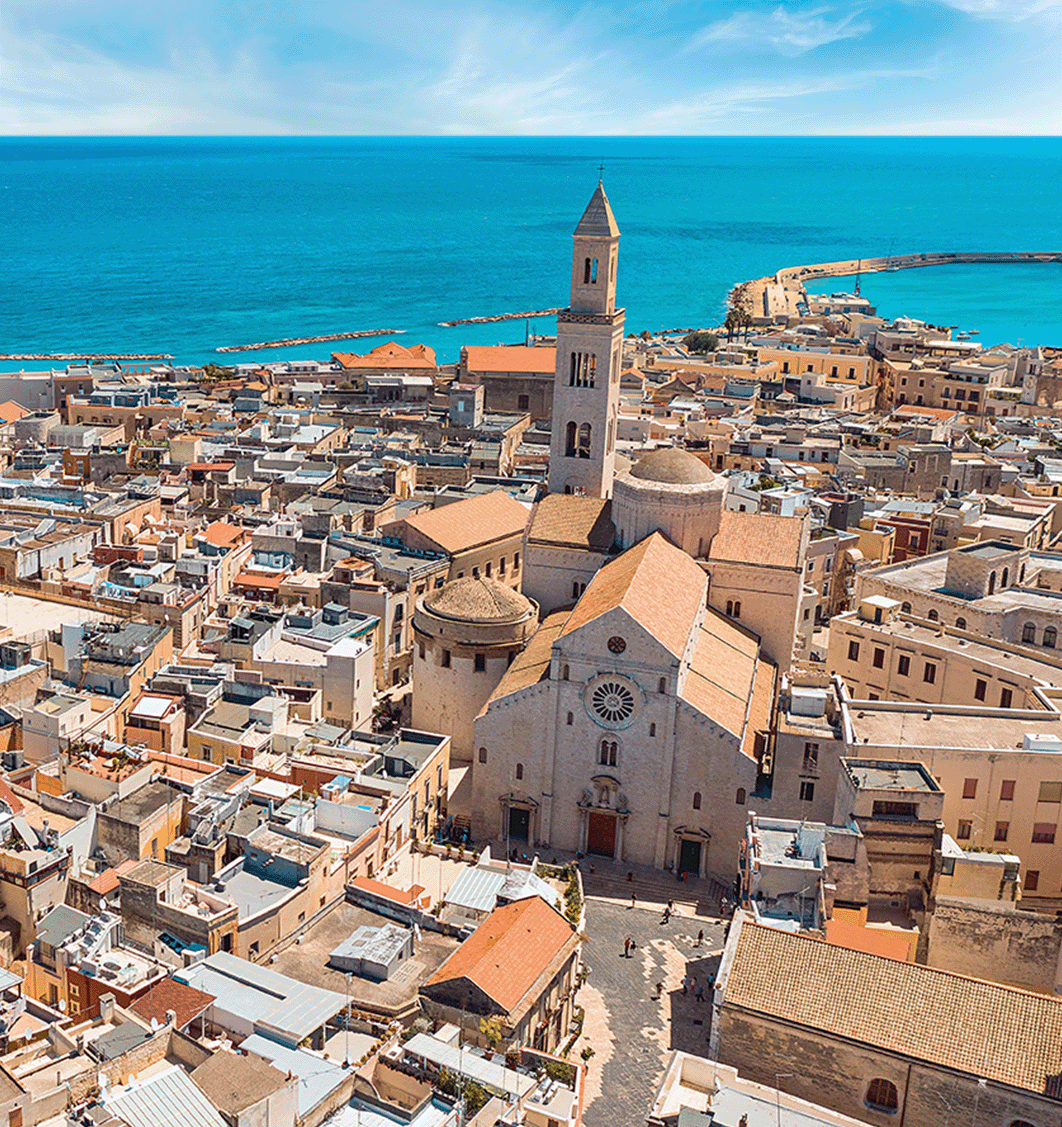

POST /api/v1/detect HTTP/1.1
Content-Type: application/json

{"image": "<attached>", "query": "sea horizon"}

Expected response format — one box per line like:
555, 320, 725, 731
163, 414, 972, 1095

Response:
3, 134, 1061, 369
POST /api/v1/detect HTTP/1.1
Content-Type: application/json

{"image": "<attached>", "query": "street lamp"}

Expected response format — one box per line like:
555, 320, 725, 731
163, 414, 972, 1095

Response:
775, 1073, 793, 1127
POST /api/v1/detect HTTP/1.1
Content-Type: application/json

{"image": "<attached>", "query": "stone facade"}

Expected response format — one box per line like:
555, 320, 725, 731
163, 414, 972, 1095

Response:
547, 184, 624, 500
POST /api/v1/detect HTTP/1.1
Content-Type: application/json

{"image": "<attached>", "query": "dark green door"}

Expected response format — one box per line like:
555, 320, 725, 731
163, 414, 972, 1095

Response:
679, 838, 701, 876
509, 807, 530, 841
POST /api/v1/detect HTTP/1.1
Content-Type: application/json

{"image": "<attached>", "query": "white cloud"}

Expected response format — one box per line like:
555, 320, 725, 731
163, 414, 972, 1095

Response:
690, 5, 873, 55
932, 0, 1057, 18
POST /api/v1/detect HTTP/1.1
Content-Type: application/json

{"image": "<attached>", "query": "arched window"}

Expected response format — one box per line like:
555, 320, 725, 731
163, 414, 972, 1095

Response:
955, 617, 966, 630
865, 1079, 898, 1113
927, 609, 939, 622
1023, 622, 1036, 643
599, 740, 617, 767
649, 723, 656, 737
515, 763, 523, 780
590, 257, 598, 283
1044, 627, 1057, 649
583, 258, 592, 284
478, 747, 487, 764
578, 422, 592, 458
658, 677, 667, 694
988, 571, 997, 595
1002, 567, 1009, 588
566, 711, 573, 726
565, 420, 576, 456
562, 664, 569, 681
734, 601, 742, 618
1007, 1120, 1039, 1127
901, 602, 912, 614
736, 788, 746, 804
726, 600, 734, 616
692, 792, 702, 810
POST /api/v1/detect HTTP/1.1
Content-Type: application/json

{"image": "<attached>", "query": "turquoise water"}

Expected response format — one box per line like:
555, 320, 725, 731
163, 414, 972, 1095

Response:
2, 136, 1060, 369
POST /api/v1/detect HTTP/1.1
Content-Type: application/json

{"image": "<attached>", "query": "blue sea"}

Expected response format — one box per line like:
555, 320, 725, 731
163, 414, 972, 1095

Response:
2, 136, 1060, 370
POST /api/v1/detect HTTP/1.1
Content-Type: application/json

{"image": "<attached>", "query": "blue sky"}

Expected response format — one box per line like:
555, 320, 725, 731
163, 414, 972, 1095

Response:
2, 1, 1059, 134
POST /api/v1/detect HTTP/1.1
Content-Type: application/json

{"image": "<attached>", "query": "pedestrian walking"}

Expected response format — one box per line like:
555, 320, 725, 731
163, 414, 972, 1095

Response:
696, 985, 704, 1002
667, 898, 674, 912
626, 871, 633, 882
708, 973, 715, 990
623, 936, 630, 958
696, 929, 704, 947
661, 907, 670, 924
630, 891, 637, 909
681, 974, 689, 995
655, 981, 664, 998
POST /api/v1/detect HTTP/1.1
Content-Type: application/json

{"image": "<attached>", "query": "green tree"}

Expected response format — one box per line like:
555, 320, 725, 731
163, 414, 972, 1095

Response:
681, 330, 719, 354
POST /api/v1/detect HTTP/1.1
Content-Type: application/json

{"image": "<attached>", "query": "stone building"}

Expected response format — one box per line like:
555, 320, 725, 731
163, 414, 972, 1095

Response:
471, 532, 775, 877
547, 182, 624, 499
411, 577, 538, 763
712, 916, 1062, 1127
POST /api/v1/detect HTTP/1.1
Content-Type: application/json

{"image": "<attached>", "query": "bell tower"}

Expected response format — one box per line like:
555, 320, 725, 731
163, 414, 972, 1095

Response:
548, 182, 625, 498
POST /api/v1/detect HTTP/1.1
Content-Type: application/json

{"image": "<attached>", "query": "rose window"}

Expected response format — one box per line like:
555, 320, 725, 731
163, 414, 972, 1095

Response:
591, 681, 635, 724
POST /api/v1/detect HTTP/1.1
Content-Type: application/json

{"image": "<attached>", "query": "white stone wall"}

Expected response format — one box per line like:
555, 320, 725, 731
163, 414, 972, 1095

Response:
612, 474, 724, 559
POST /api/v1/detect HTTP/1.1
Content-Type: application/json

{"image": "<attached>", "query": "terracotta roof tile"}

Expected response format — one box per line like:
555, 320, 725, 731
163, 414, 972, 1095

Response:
130, 978, 216, 1030
526, 495, 615, 552
380, 491, 529, 556
724, 920, 1062, 1094
463, 346, 557, 375
333, 342, 436, 370
483, 610, 568, 708
825, 918, 911, 962
0, 401, 29, 424
560, 533, 706, 658
0, 779, 24, 816
201, 521, 244, 548
709, 510, 806, 571
680, 609, 761, 738
423, 897, 576, 1013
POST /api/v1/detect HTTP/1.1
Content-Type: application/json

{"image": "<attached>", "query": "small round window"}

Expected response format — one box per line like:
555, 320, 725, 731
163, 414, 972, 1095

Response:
592, 681, 635, 724
607, 635, 627, 654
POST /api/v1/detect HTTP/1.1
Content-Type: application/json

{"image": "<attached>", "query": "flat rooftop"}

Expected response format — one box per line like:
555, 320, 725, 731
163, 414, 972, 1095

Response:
842, 760, 939, 792
847, 706, 1061, 751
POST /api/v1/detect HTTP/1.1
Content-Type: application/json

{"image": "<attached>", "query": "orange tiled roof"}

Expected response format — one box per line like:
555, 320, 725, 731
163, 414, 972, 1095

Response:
130, 978, 216, 1030
349, 877, 424, 905
423, 897, 576, 1013
235, 572, 284, 589
201, 521, 244, 548
86, 858, 138, 895
825, 918, 911, 962
463, 346, 557, 375
0, 779, 24, 815
526, 494, 614, 552
333, 342, 437, 371
483, 610, 569, 708
725, 920, 1062, 1094
380, 490, 529, 556
560, 532, 706, 658
708, 510, 805, 571
680, 608, 762, 740
0, 401, 29, 424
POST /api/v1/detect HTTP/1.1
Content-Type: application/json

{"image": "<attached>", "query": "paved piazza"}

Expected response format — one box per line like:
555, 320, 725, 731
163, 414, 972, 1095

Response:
574, 893, 727, 1126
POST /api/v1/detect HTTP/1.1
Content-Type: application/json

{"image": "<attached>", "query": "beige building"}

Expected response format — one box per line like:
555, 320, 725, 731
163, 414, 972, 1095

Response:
411, 577, 538, 762
547, 183, 624, 499
829, 595, 1062, 707
379, 490, 530, 588
712, 915, 1062, 1127
471, 532, 775, 878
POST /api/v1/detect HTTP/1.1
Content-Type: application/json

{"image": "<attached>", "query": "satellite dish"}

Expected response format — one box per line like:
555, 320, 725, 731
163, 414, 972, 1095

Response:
58, 1000, 66, 1012
150, 1018, 159, 1032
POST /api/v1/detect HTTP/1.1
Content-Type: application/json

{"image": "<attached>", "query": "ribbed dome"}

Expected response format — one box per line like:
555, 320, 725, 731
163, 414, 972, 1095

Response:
630, 448, 715, 485
422, 577, 534, 624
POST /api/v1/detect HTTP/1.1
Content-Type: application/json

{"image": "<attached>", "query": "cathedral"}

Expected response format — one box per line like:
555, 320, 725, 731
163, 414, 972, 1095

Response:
454, 184, 810, 878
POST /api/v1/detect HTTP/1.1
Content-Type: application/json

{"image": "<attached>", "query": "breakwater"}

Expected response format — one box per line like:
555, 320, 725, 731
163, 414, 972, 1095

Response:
216, 328, 403, 353
438, 308, 562, 327
741, 250, 1062, 323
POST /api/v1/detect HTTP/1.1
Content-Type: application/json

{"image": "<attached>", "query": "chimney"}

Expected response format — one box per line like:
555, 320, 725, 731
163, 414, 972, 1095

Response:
99, 993, 115, 1023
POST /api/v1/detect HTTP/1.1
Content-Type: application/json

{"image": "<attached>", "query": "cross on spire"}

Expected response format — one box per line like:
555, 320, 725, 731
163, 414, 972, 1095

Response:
597, 160, 605, 182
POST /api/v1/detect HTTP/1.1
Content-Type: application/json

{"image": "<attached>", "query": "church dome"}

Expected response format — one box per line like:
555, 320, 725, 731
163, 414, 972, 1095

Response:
630, 448, 715, 485
422, 577, 535, 625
